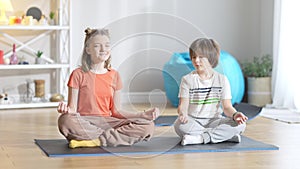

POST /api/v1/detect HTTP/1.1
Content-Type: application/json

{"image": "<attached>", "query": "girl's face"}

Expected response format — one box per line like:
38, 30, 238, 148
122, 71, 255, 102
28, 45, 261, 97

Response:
86, 34, 111, 64
191, 54, 212, 72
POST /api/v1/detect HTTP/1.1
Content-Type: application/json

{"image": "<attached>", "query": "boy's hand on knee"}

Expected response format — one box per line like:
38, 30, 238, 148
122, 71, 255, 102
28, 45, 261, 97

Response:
233, 112, 248, 124
179, 114, 188, 124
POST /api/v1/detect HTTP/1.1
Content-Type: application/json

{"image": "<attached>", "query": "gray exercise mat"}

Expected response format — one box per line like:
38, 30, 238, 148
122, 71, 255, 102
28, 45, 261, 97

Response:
35, 136, 278, 157
233, 102, 262, 120
154, 116, 178, 126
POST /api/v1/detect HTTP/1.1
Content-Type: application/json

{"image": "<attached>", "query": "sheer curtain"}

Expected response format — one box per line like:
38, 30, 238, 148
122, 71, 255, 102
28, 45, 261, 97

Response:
272, 0, 300, 111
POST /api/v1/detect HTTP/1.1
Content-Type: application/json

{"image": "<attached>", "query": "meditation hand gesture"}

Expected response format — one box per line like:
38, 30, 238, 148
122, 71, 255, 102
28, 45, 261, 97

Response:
233, 112, 248, 125
178, 114, 188, 124
57, 102, 76, 114
142, 107, 160, 121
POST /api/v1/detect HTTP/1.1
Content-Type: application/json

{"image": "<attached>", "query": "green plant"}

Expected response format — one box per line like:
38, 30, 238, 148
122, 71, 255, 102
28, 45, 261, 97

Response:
36, 50, 43, 58
242, 54, 272, 77
49, 11, 55, 20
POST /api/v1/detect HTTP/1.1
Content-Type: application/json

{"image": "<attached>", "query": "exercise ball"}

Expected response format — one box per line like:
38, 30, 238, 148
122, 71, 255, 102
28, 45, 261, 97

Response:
163, 50, 244, 107
215, 50, 245, 105
163, 53, 194, 107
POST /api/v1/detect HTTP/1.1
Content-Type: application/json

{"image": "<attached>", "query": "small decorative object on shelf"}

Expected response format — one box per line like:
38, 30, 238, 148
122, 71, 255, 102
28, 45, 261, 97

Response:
0, 93, 9, 104
23, 15, 33, 25
3, 57, 10, 65
35, 50, 44, 64
50, 93, 64, 102
17, 55, 29, 65
0, 0, 14, 25
34, 79, 45, 98
0, 50, 4, 64
49, 11, 55, 25
38, 15, 48, 25
10, 44, 18, 65
24, 79, 35, 103
26, 6, 42, 24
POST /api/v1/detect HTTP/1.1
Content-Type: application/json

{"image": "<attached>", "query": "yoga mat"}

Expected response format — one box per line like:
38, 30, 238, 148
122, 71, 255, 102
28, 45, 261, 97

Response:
233, 102, 262, 120
154, 116, 177, 126
35, 136, 278, 157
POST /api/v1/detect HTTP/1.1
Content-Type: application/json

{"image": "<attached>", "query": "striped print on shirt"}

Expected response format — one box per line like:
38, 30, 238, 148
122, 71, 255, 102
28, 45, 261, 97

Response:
189, 87, 222, 105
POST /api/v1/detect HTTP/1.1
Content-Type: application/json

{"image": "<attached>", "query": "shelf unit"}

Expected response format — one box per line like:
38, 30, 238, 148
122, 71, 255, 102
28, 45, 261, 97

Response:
0, 0, 71, 109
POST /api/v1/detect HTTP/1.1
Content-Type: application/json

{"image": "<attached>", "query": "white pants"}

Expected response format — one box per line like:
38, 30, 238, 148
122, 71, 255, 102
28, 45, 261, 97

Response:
174, 116, 246, 144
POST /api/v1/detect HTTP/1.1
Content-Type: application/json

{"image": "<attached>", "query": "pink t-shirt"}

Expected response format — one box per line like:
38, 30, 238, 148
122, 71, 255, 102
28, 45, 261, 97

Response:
68, 68, 122, 116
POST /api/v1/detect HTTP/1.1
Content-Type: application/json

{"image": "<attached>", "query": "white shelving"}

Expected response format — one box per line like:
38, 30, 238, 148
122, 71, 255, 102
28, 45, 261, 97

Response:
0, 0, 70, 109
0, 25, 69, 30
0, 64, 70, 70
0, 102, 59, 109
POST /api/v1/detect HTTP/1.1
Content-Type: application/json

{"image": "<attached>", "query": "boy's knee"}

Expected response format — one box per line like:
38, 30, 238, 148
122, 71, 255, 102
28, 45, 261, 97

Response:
174, 120, 188, 137
239, 123, 247, 133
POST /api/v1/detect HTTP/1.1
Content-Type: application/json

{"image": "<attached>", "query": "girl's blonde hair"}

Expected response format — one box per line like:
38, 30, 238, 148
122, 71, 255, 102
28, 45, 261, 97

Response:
81, 28, 111, 72
189, 38, 220, 68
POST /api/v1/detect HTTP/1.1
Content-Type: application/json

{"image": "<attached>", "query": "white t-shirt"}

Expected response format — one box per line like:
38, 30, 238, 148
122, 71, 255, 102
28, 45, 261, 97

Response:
178, 70, 232, 118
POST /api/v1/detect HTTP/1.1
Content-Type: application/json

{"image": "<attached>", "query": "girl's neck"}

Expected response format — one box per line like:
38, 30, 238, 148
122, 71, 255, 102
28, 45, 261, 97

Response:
90, 63, 108, 74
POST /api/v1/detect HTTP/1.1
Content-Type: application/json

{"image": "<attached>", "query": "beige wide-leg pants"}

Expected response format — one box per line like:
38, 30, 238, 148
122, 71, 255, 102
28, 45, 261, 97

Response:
58, 113, 155, 147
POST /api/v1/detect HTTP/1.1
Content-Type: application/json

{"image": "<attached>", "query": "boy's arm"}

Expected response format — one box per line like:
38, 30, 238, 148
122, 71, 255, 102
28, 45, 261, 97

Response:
222, 99, 247, 124
177, 98, 189, 123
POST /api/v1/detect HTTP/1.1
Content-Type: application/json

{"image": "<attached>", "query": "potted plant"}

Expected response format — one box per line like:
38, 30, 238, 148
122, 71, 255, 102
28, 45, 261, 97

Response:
49, 11, 55, 25
242, 54, 272, 106
35, 50, 44, 64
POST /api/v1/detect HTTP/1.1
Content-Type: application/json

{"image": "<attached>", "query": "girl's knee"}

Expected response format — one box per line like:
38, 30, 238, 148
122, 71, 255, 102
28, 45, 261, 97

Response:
143, 121, 155, 136
58, 113, 78, 131
135, 121, 155, 141
58, 113, 68, 128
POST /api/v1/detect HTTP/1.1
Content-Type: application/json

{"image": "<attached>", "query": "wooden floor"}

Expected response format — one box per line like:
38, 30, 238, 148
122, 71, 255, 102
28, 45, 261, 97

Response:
0, 104, 299, 169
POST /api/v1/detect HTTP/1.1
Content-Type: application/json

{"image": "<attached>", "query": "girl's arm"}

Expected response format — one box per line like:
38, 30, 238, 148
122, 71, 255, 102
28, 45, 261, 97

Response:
57, 87, 79, 114
177, 98, 189, 123
222, 99, 248, 124
112, 90, 160, 120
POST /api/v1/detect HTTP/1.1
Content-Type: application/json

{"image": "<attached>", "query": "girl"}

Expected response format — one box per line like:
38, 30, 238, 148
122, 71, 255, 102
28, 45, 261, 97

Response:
57, 28, 160, 148
174, 38, 248, 145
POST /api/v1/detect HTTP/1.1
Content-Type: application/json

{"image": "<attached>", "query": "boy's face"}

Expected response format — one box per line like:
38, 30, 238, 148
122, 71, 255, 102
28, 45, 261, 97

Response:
86, 34, 111, 64
191, 53, 212, 71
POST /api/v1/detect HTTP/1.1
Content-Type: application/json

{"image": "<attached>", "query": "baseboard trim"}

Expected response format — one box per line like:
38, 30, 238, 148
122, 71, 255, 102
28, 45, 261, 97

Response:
121, 92, 167, 104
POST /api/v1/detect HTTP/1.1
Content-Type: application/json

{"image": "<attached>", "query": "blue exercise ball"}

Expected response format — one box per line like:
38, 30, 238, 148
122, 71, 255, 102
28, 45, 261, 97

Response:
162, 50, 244, 107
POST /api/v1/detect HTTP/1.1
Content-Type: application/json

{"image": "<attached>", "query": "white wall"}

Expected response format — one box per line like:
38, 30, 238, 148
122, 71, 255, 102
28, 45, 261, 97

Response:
71, 0, 274, 93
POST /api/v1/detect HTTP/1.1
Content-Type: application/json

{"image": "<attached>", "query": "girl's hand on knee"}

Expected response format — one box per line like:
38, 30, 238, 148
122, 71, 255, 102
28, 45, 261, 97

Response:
179, 114, 188, 124
57, 102, 72, 114
143, 107, 160, 120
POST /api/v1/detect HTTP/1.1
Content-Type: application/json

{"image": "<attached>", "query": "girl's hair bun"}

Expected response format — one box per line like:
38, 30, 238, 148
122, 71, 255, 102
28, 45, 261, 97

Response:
85, 28, 92, 35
